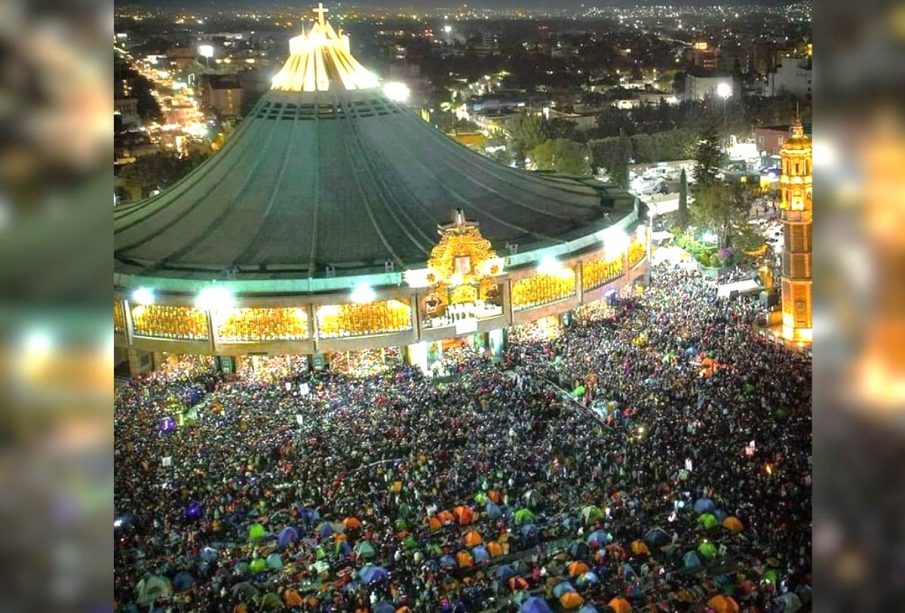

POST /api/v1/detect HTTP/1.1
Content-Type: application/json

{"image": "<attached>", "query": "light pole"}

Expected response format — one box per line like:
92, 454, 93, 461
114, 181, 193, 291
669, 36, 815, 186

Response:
716, 81, 732, 141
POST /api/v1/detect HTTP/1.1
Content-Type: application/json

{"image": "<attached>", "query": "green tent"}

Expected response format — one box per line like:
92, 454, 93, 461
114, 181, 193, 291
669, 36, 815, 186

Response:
474, 491, 488, 505
572, 385, 586, 397
697, 542, 717, 559
763, 568, 779, 584
354, 540, 377, 560
698, 513, 719, 530
395, 518, 411, 531
136, 575, 173, 606
403, 535, 419, 550
311, 560, 329, 575
256, 592, 284, 611
249, 558, 267, 573
514, 508, 536, 525
248, 523, 266, 541
581, 505, 603, 524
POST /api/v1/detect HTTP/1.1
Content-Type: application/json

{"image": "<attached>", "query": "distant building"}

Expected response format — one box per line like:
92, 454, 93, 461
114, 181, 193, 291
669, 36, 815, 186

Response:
203, 74, 245, 118
684, 70, 735, 101
687, 42, 718, 71
114, 97, 141, 127
755, 125, 791, 156
767, 57, 812, 98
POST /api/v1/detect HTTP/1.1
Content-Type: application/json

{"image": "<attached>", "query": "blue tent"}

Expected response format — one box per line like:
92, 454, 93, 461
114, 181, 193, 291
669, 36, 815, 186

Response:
316, 522, 333, 538
683, 551, 703, 570
472, 546, 490, 564
645, 528, 670, 548
440, 555, 457, 570
576, 571, 600, 587
360, 565, 389, 585
713, 509, 728, 522
172, 571, 194, 592
373, 602, 396, 613
579, 606, 599, 613
520, 523, 538, 539
266, 553, 283, 570
552, 581, 576, 599
693, 498, 716, 514
567, 541, 591, 559
496, 565, 516, 581
278, 526, 299, 548
200, 547, 218, 563
485, 502, 503, 519
586, 529, 609, 549
519, 597, 554, 613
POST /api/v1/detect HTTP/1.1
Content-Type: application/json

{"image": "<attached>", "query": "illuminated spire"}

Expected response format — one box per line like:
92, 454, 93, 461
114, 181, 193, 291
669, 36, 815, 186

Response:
270, 4, 379, 93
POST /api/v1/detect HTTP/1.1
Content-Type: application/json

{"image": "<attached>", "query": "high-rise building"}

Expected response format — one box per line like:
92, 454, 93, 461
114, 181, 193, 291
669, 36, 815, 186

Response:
779, 119, 813, 343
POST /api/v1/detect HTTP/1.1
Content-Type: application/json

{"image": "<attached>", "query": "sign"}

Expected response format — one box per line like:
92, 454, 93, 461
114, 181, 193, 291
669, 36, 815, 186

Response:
684, 458, 693, 472
455, 318, 478, 336
162, 456, 173, 467
299, 382, 310, 396
217, 356, 234, 375
312, 353, 326, 371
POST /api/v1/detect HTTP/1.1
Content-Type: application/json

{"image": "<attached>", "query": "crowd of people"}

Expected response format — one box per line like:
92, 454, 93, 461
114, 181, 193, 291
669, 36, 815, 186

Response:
114, 263, 811, 613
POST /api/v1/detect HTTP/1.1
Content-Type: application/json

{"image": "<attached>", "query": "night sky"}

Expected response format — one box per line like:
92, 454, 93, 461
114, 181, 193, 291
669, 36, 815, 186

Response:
122, 0, 800, 10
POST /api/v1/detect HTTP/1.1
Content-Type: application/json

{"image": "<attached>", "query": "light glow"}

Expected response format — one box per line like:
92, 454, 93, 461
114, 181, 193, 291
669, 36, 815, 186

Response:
198, 44, 214, 59
196, 286, 234, 312
716, 82, 733, 99
537, 255, 561, 276
350, 284, 376, 304
132, 287, 154, 305
383, 81, 411, 102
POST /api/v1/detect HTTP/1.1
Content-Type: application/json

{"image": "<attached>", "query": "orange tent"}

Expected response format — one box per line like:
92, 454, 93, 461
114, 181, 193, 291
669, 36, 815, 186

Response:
567, 561, 589, 577
486, 541, 504, 558
343, 517, 362, 530
507, 576, 529, 591
390, 481, 403, 493
456, 550, 474, 568
630, 540, 650, 555
453, 506, 475, 525
396, 607, 413, 613
463, 530, 483, 547
560, 592, 584, 609
608, 597, 632, 613
437, 511, 455, 525
428, 517, 442, 532
605, 543, 626, 560
283, 589, 304, 607
707, 595, 740, 613
722, 516, 744, 533
486, 490, 501, 503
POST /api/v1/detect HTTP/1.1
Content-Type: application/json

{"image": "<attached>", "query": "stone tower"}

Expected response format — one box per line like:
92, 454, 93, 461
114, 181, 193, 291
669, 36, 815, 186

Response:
779, 119, 812, 343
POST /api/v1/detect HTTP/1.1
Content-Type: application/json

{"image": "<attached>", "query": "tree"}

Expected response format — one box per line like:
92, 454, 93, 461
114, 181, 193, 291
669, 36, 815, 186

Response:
677, 168, 690, 229
690, 182, 751, 248
118, 150, 210, 201
507, 114, 549, 165
609, 132, 633, 188
529, 139, 592, 176
692, 123, 725, 189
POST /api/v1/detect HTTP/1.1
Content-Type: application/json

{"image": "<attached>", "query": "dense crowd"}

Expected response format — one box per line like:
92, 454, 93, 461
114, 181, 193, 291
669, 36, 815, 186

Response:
114, 264, 811, 613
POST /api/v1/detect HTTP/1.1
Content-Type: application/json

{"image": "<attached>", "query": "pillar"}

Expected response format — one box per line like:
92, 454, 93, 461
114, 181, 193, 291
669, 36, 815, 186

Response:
126, 348, 155, 376
405, 341, 428, 375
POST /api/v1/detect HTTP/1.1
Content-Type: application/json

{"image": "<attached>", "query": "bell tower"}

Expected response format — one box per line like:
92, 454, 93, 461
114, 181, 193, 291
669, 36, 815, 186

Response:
779, 118, 813, 343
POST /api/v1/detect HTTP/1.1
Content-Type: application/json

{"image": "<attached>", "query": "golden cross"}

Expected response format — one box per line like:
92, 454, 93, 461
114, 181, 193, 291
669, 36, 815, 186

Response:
314, 3, 328, 27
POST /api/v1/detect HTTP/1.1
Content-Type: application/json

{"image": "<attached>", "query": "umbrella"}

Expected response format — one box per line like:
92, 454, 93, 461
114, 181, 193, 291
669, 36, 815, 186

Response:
567, 561, 590, 577
683, 551, 703, 570
608, 597, 631, 613
693, 498, 716, 514
567, 541, 590, 559
373, 602, 396, 613
576, 571, 599, 587
200, 547, 218, 563
645, 528, 670, 548
560, 592, 585, 609
513, 508, 536, 525
486, 489, 501, 503
456, 550, 474, 568
697, 542, 717, 559
249, 558, 267, 573
354, 540, 377, 560
519, 597, 553, 613
580, 505, 603, 524
487, 541, 504, 558
453, 506, 475, 525
172, 571, 193, 592
496, 565, 516, 581
343, 517, 362, 530
266, 553, 283, 570
360, 565, 389, 585
335, 540, 352, 556
278, 526, 299, 548
519, 523, 538, 539
463, 530, 483, 547
698, 513, 719, 530
552, 581, 576, 599
708, 595, 741, 613
185, 502, 203, 520
630, 540, 649, 555
472, 546, 490, 564
248, 523, 266, 541
440, 555, 457, 570
283, 589, 304, 607
485, 502, 503, 519
586, 529, 609, 549
722, 516, 744, 533
509, 576, 530, 592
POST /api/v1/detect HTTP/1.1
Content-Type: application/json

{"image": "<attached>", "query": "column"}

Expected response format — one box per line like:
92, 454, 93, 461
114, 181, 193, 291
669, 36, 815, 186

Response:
405, 341, 428, 375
